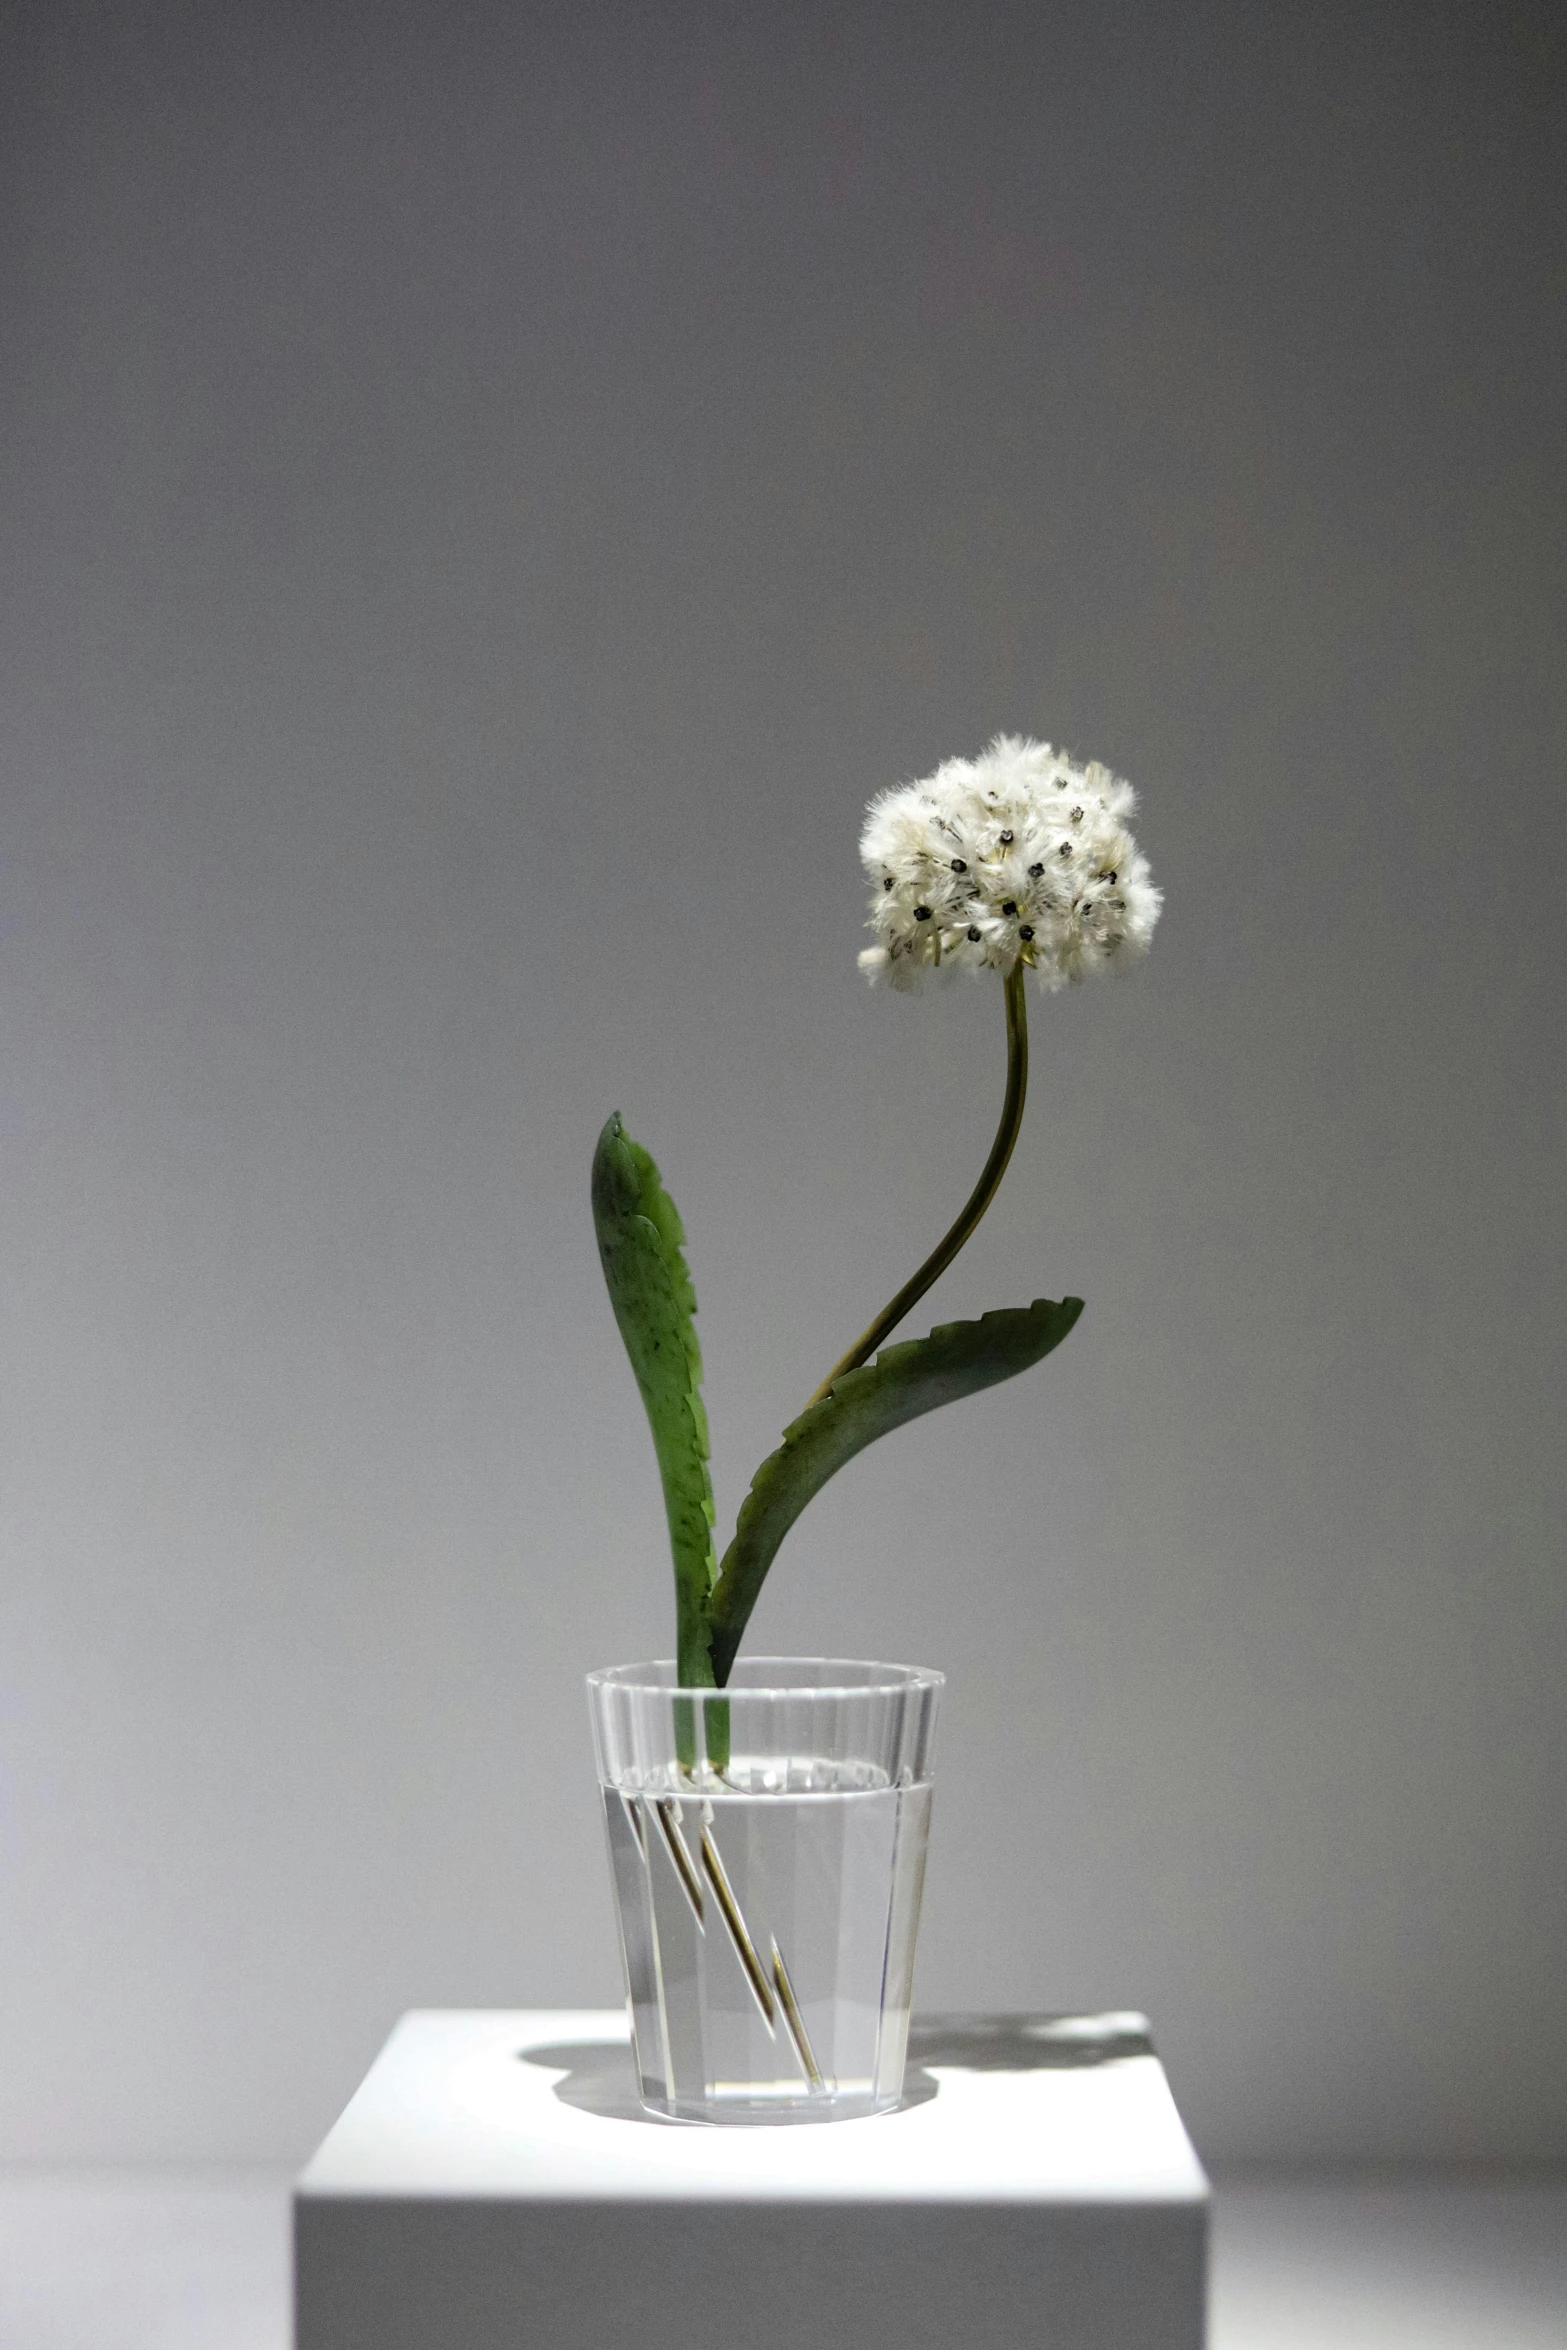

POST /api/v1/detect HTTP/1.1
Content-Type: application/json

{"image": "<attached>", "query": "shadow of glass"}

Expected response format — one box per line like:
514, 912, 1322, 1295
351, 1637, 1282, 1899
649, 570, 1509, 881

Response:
518, 2012, 1152, 2125
906, 2011, 1154, 2073
517, 2040, 661, 2122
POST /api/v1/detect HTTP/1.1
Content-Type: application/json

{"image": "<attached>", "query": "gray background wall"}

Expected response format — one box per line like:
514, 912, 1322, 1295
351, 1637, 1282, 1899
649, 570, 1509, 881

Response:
2, 0, 1562, 2167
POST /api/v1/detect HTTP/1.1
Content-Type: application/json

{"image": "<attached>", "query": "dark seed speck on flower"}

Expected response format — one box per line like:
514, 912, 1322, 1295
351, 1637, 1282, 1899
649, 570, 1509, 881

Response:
951, 858, 967, 872
1002, 900, 1017, 915
1059, 842, 1072, 858
967, 926, 981, 942
1029, 862, 1044, 877
913, 905, 932, 921
1071, 806, 1084, 823
999, 829, 1013, 845
883, 875, 894, 889
1019, 924, 1034, 941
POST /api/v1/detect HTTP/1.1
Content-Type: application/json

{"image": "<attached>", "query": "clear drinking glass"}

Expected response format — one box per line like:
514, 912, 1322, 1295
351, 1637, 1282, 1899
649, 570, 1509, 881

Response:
588, 1658, 942, 2124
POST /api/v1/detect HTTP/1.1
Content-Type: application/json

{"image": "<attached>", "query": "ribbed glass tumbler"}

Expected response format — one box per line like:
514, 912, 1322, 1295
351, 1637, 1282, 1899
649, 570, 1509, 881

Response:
588, 1658, 942, 2124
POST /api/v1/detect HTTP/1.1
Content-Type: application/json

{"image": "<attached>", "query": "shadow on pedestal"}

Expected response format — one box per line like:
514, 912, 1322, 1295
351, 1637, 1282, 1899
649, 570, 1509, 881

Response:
518, 2010, 1157, 2123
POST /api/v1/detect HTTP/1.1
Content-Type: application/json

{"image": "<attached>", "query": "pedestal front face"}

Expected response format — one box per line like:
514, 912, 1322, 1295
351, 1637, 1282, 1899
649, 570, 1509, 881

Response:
294, 2009, 1209, 2350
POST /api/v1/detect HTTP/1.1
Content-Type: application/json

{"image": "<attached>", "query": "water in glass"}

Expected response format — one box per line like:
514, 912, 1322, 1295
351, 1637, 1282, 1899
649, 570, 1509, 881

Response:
602, 1755, 933, 2122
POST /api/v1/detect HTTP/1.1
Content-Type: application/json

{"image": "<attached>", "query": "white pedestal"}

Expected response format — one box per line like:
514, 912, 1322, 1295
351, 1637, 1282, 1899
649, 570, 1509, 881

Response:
294, 2009, 1209, 2350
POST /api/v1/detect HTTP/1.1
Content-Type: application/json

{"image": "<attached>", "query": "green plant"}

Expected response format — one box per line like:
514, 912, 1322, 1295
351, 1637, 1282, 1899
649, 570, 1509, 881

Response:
591, 736, 1159, 1732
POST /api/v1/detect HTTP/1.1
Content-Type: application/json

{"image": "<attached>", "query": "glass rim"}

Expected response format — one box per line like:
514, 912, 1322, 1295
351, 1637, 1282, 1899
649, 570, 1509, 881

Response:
587, 1655, 945, 1700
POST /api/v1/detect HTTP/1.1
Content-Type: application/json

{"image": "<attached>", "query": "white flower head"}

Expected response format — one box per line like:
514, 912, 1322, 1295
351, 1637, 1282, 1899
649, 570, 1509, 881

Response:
858, 735, 1161, 993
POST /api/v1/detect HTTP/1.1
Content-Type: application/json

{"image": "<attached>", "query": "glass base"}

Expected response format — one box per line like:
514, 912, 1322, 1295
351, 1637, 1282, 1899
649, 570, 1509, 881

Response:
656, 2086, 903, 2125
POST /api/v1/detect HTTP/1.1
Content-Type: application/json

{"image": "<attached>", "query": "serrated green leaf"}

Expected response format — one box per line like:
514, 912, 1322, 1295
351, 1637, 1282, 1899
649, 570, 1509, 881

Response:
705, 1296, 1084, 1683
591, 1113, 717, 1687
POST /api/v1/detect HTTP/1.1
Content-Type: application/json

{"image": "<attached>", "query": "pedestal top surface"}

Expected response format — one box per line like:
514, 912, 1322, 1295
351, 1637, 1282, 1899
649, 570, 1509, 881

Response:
297, 2009, 1208, 2206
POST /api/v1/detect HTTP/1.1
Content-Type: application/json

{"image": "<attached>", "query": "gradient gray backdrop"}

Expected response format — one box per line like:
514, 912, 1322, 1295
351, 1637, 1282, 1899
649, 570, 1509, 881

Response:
2, 0, 1563, 2165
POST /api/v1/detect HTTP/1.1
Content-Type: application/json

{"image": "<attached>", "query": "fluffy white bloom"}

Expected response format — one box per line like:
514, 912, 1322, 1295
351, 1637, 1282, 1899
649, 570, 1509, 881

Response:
858, 735, 1161, 993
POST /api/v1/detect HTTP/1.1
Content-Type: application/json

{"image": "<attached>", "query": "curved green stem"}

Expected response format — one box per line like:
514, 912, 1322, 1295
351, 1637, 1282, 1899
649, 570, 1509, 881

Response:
805, 960, 1030, 1408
